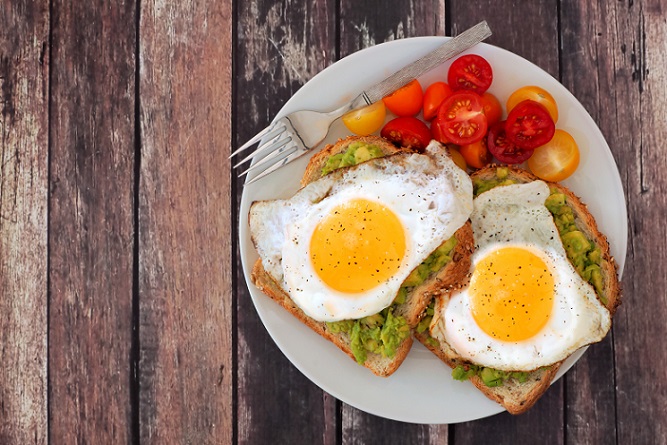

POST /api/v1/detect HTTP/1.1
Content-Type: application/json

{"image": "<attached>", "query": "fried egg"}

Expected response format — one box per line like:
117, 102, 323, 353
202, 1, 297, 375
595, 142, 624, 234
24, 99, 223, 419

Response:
249, 141, 472, 322
431, 181, 611, 371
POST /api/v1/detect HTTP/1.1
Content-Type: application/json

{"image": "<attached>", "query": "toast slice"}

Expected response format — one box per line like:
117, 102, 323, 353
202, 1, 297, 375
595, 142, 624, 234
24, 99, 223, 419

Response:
250, 136, 475, 376
416, 165, 621, 413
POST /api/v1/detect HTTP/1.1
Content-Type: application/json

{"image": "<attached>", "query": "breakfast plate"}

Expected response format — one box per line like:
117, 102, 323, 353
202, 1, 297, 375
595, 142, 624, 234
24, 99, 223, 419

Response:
238, 37, 627, 424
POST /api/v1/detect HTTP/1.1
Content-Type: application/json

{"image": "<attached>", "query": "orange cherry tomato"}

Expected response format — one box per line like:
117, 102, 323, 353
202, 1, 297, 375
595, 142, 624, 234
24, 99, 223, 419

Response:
342, 101, 387, 135
480, 92, 503, 127
527, 129, 580, 181
422, 82, 453, 121
382, 80, 424, 117
506, 85, 559, 123
459, 138, 492, 169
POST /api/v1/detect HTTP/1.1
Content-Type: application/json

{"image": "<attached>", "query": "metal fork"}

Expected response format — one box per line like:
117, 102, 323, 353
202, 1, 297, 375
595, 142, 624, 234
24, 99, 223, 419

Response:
232, 21, 492, 184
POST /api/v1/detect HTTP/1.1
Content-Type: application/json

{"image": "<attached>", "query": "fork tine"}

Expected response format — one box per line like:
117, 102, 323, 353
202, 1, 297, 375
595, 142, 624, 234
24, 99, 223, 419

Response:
232, 125, 289, 168
245, 145, 301, 184
229, 122, 278, 159
238, 136, 293, 177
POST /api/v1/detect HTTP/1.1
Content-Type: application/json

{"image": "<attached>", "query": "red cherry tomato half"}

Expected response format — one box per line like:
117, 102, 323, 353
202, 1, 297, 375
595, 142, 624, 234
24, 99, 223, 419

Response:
382, 80, 424, 117
380, 117, 432, 152
487, 121, 535, 164
430, 117, 448, 144
423, 82, 453, 121
505, 100, 556, 149
435, 91, 488, 145
447, 54, 493, 94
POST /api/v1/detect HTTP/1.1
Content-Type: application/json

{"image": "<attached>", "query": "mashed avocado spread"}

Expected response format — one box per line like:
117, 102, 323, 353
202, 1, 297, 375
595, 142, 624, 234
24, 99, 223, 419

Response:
321, 146, 458, 364
320, 141, 385, 176
449, 167, 607, 387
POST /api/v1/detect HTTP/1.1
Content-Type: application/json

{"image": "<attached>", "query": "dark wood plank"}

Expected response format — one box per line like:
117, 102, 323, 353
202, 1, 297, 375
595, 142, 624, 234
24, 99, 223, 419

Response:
559, 2, 623, 444
48, 0, 136, 442
448, 3, 565, 443
233, 1, 338, 444
0, 1, 49, 443
138, 0, 233, 442
337, 0, 449, 442
339, 0, 445, 52
562, 1, 667, 443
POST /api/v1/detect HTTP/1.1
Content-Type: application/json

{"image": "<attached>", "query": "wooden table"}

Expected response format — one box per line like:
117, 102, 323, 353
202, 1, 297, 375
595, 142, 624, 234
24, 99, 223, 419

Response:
2, 0, 665, 443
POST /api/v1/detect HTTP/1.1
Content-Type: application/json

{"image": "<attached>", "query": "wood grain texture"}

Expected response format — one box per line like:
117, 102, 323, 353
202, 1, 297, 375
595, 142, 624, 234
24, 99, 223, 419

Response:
233, 1, 338, 444
138, 0, 233, 442
448, 2, 564, 443
0, 1, 49, 443
562, 0, 667, 443
338, 1, 448, 443
340, 0, 445, 55
48, 0, 136, 442
559, 2, 627, 444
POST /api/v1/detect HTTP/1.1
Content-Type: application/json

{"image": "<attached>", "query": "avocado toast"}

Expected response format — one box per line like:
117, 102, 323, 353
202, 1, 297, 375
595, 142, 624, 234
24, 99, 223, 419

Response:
416, 165, 621, 414
250, 136, 474, 376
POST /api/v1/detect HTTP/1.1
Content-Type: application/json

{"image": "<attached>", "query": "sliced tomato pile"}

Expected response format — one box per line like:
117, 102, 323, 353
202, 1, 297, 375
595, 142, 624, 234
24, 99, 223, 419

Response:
341, 53, 581, 181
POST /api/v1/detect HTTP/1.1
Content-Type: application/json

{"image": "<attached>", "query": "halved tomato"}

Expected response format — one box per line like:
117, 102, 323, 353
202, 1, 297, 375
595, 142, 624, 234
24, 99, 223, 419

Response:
342, 101, 387, 135
447, 54, 493, 94
505, 100, 555, 149
487, 121, 534, 164
382, 79, 423, 117
435, 92, 488, 145
423, 82, 453, 121
380, 117, 432, 152
507, 85, 558, 123
527, 129, 580, 181
459, 138, 491, 169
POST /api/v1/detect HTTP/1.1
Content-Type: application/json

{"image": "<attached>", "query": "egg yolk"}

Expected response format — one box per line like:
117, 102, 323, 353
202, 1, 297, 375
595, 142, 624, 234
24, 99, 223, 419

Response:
469, 246, 555, 341
310, 198, 406, 293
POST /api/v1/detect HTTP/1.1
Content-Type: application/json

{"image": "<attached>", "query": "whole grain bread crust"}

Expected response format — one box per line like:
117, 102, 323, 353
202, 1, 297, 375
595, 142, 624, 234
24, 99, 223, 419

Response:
250, 136, 474, 376
418, 165, 622, 414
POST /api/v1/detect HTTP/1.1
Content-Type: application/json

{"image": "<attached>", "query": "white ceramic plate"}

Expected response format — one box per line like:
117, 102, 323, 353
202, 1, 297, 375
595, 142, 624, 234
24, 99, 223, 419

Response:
238, 37, 627, 424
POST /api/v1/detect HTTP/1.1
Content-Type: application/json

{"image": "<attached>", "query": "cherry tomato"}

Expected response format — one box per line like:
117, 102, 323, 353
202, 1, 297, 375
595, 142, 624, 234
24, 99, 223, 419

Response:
460, 138, 492, 169
382, 80, 423, 117
487, 121, 534, 164
505, 100, 556, 149
527, 129, 580, 181
430, 117, 447, 144
480, 92, 503, 127
380, 117, 432, 152
342, 101, 387, 136
447, 145, 468, 171
507, 85, 558, 123
422, 82, 453, 121
435, 92, 488, 145
447, 54, 493, 94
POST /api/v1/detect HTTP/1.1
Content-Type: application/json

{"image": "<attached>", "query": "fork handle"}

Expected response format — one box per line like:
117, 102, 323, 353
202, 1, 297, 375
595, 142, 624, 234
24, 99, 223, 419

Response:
360, 21, 492, 105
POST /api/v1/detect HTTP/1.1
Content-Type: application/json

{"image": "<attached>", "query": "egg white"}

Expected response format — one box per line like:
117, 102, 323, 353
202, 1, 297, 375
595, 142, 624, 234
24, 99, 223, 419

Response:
249, 141, 472, 322
431, 181, 611, 371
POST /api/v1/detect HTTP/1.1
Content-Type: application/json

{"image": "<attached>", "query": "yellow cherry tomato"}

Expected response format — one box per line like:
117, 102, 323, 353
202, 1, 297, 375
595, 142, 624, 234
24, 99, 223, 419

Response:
527, 129, 580, 182
342, 101, 387, 135
447, 146, 468, 171
506, 85, 559, 123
